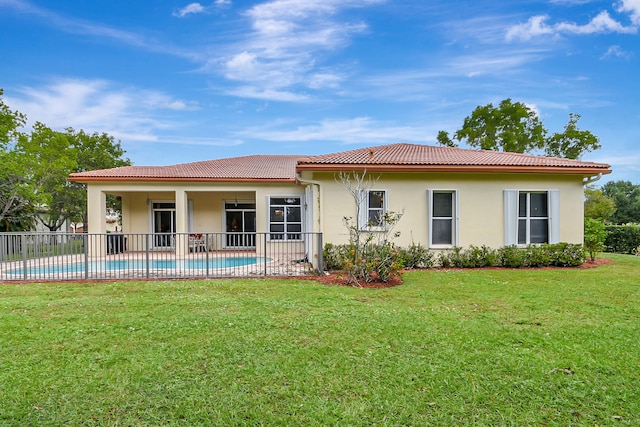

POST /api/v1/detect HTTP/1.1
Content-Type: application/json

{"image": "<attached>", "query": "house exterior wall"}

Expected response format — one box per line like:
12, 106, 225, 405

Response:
302, 171, 585, 249
86, 170, 585, 254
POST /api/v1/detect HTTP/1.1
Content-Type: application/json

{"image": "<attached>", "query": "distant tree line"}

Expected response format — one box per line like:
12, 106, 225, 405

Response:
0, 88, 131, 232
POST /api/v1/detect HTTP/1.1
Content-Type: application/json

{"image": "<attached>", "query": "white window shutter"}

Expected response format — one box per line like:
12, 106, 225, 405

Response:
426, 189, 433, 247
504, 190, 518, 246
454, 190, 460, 247
357, 189, 368, 230
548, 189, 560, 243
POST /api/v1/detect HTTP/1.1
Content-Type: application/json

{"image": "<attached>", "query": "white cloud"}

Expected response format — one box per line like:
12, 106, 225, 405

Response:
225, 86, 309, 102
215, 0, 383, 101
215, 0, 232, 8
5, 79, 197, 143
506, 9, 638, 41
617, 0, 640, 25
237, 117, 434, 144
173, 3, 206, 18
601, 45, 632, 59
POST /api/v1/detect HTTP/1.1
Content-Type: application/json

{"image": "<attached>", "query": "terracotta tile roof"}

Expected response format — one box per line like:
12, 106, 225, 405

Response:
69, 155, 300, 182
296, 143, 612, 174
69, 143, 611, 183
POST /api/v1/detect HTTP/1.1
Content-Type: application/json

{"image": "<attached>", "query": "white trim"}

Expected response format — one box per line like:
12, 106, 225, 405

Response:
358, 189, 388, 231
428, 189, 458, 248
266, 194, 304, 241
506, 190, 558, 245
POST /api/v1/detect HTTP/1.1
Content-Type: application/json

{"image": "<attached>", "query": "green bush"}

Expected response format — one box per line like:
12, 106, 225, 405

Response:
522, 244, 551, 267
604, 224, 640, 254
397, 243, 435, 269
547, 243, 585, 267
324, 242, 585, 274
323, 243, 350, 270
498, 245, 526, 268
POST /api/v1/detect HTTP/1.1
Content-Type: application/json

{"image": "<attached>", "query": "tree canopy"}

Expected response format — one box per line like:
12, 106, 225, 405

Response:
0, 88, 131, 231
438, 99, 601, 159
601, 180, 640, 224
584, 186, 615, 222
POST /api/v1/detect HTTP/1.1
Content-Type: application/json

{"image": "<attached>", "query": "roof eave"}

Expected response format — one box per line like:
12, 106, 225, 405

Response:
295, 164, 612, 175
67, 176, 297, 183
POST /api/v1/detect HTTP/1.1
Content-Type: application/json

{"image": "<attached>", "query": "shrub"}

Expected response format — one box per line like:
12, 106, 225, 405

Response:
522, 244, 552, 267
397, 243, 435, 269
547, 243, 585, 267
498, 245, 526, 268
584, 218, 608, 261
604, 224, 640, 254
323, 243, 349, 270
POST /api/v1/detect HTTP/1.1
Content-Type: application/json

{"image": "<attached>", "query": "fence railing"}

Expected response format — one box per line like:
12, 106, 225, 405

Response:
0, 232, 323, 282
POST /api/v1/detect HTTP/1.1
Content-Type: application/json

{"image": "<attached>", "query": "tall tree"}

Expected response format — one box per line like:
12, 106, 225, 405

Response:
15, 123, 78, 231
545, 113, 601, 159
66, 129, 131, 230
0, 88, 35, 230
438, 99, 602, 159
441, 99, 547, 153
602, 180, 640, 224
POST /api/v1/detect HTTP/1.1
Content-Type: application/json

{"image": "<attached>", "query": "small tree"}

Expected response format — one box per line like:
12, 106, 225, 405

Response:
584, 218, 608, 262
336, 171, 404, 284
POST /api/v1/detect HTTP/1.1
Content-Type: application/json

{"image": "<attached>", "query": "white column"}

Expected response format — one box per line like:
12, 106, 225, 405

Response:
175, 189, 188, 257
87, 186, 107, 257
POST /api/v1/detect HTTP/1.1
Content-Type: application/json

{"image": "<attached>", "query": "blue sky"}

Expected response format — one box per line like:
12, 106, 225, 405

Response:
1, 0, 638, 184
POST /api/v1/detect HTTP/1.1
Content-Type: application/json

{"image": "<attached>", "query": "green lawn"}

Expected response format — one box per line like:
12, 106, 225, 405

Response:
1, 254, 638, 426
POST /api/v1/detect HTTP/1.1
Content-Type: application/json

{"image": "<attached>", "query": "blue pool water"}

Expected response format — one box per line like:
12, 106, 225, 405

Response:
7, 257, 267, 275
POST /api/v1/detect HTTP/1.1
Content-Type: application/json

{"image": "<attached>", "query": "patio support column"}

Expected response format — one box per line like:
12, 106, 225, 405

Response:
87, 186, 107, 257
175, 188, 188, 257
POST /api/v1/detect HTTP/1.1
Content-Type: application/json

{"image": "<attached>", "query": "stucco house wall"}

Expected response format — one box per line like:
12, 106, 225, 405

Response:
304, 171, 585, 249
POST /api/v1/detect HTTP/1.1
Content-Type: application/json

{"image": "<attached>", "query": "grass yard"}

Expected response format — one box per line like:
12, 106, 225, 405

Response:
1, 254, 639, 426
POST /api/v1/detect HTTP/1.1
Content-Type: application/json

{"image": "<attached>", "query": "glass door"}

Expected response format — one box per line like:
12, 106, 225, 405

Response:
152, 202, 176, 248
225, 202, 256, 248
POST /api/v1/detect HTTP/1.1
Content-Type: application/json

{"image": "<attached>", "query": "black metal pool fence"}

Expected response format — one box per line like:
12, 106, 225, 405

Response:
0, 232, 323, 281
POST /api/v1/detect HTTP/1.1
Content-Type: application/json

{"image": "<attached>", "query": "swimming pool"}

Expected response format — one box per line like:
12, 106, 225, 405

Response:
6, 257, 268, 275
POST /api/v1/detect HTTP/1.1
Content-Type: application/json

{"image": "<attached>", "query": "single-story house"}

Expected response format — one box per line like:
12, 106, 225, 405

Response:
68, 143, 611, 263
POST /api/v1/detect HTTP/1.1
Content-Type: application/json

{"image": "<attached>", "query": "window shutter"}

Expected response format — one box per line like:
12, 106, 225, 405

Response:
548, 189, 560, 244
504, 190, 518, 246
426, 189, 433, 247
357, 189, 368, 230
454, 190, 460, 247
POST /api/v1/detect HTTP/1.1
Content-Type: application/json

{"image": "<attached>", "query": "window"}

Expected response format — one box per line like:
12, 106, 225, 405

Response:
518, 192, 548, 244
504, 190, 559, 246
359, 190, 387, 229
269, 196, 302, 240
428, 190, 458, 247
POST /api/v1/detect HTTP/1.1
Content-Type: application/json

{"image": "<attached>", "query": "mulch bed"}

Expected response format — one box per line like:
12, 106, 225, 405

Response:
310, 257, 615, 288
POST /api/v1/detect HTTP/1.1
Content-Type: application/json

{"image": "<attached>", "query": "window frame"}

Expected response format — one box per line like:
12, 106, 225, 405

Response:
427, 189, 459, 249
358, 189, 388, 231
267, 195, 303, 241
504, 189, 560, 246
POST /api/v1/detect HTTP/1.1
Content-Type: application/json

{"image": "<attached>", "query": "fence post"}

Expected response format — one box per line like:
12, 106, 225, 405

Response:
84, 234, 89, 280
316, 232, 324, 273
146, 234, 150, 279
263, 232, 268, 276
22, 234, 28, 281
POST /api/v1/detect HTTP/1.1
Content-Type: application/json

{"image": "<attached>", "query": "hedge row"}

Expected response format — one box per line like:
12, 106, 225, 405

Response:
604, 225, 640, 254
324, 242, 585, 271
